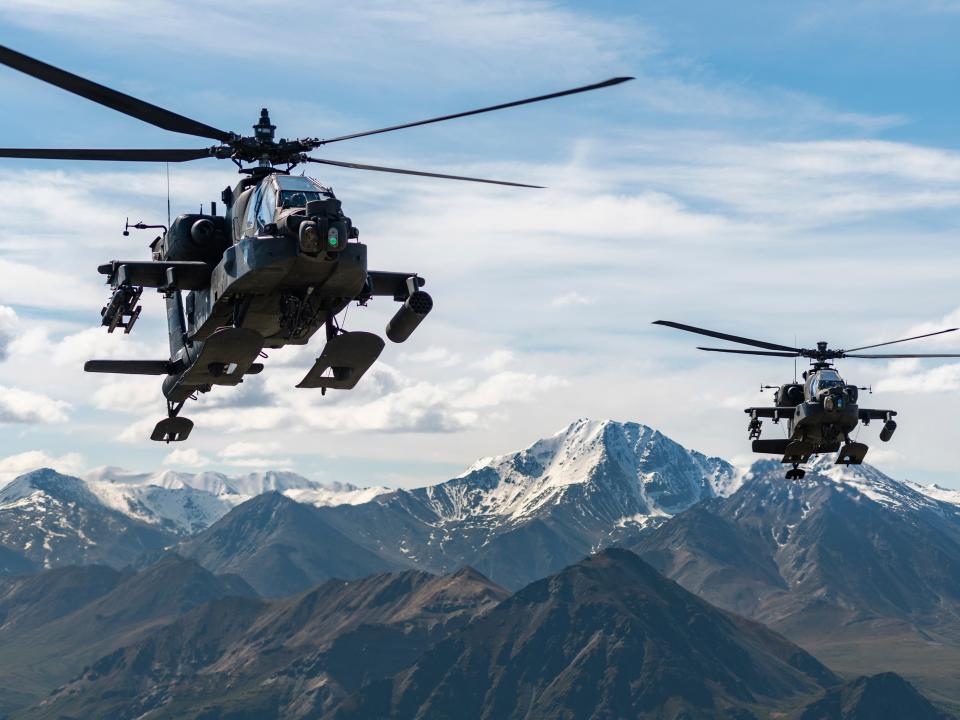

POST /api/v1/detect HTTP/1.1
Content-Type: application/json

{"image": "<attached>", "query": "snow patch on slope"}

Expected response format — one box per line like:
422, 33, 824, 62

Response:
76, 467, 389, 534
443, 418, 736, 524
806, 457, 944, 513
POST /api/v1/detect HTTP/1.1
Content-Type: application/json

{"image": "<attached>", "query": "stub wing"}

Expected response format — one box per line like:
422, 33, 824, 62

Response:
745, 406, 797, 421
98, 260, 211, 290
858, 408, 897, 421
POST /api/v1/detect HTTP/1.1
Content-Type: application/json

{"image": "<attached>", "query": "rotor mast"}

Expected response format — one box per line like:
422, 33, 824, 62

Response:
253, 109, 277, 168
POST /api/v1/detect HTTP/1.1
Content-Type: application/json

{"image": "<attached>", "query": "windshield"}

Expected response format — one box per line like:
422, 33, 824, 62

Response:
279, 189, 326, 208
815, 370, 844, 392
274, 175, 331, 209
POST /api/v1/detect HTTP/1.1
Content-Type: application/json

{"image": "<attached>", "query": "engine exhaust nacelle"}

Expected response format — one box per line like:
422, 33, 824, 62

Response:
158, 213, 229, 264
386, 291, 433, 343
191, 218, 215, 243
879, 419, 897, 442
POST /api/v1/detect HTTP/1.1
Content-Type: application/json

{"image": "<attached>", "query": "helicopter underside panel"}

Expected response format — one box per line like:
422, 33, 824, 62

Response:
749, 402, 863, 463
789, 402, 859, 443
297, 331, 385, 389
185, 236, 367, 346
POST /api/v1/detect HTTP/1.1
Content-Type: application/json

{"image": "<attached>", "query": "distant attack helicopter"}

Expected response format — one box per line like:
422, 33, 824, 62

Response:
654, 320, 960, 479
0, 45, 632, 442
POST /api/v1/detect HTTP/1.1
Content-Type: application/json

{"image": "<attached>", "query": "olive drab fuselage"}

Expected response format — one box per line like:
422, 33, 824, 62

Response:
92, 170, 431, 441
649, 320, 960, 480
173, 173, 365, 349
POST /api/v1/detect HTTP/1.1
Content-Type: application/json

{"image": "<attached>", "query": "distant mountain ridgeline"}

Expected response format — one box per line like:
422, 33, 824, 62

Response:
3, 550, 950, 719
2, 419, 960, 716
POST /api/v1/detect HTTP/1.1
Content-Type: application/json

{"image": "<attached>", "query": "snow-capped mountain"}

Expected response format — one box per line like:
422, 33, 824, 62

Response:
0, 469, 173, 569
80, 467, 388, 535
757, 455, 956, 515
434, 418, 739, 523
633, 456, 960, 632
630, 455, 960, 698
289, 419, 740, 590
5, 418, 960, 593
903, 479, 960, 507
0, 466, 391, 571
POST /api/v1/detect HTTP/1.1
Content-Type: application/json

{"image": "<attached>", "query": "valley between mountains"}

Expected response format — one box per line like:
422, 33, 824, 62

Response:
1, 418, 959, 717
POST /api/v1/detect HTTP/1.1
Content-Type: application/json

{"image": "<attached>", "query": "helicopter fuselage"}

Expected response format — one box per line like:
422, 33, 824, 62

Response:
91, 171, 431, 440
747, 366, 896, 468
652, 319, 959, 479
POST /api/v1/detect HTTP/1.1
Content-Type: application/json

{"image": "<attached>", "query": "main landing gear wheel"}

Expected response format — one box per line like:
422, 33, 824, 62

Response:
151, 400, 193, 442
785, 464, 806, 481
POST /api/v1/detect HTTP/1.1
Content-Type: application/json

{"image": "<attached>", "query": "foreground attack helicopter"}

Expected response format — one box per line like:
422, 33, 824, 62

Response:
654, 320, 960, 479
0, 46, 631, 442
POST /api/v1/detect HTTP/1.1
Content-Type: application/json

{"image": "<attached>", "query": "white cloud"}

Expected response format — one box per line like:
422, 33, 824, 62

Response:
91, 376, 163, 412
117, 416, 160, 444
456, 371, 567, 409
219, 441, 283, 458
0, 385, 70, 424
221, 456, 294, 470
551, 292, 594, 308
0, 0, 645, 79
474, 350, 515, 373
875, 363, 960, 393
52, 327, 161, 367
189, 359, 565, 436
605, 137, 960, 228
0, 258, 107, 312
163, 447, 210, 468
0, 450, 85, 485
398, 346, 463, 368
8, 327, 50, 357
862, 447, 902, 466
0, 306, 17, 361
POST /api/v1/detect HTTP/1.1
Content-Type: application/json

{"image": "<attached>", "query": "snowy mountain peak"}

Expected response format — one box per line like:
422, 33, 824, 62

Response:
440, 419, 737, 523
745, 457, 950, 514
464, 418, 615, 485
0, 468, 98, 508
903, 480, 960, 507
76, 466, 388, 535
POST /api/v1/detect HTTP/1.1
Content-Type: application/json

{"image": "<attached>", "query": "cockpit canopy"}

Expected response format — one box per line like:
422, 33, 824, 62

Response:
276, 174, 331, 209
242, 174, 334, 236
807, 368, 845, 398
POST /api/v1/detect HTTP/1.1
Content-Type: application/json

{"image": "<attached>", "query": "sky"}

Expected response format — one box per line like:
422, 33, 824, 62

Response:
1, 0, 960, 488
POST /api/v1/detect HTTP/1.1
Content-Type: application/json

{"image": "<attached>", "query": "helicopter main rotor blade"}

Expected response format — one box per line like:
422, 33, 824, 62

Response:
303, 157, 543, 188
845, 353, 960, 359
0, 148, 213, 162
0, 45, 233, 142
314, 77, 634, 146
844, 327, 959, 352
653, 320, 800, 353
697, 347, 799, 358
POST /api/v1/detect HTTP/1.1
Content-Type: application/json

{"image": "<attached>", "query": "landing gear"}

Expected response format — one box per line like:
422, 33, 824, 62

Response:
785, 463, 806, 480
836, 441, 868, 465
748, 418, 762, 440
150, 400, 193, 442
297, 312, 384, 391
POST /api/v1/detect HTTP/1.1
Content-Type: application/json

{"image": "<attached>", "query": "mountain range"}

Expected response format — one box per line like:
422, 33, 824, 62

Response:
630, 456, 960, 708
81, 466, 388, 535
0, 554, 254, 714
24, 563, 508, 719
2, 418, 960, 716
10, 549, 949, 720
